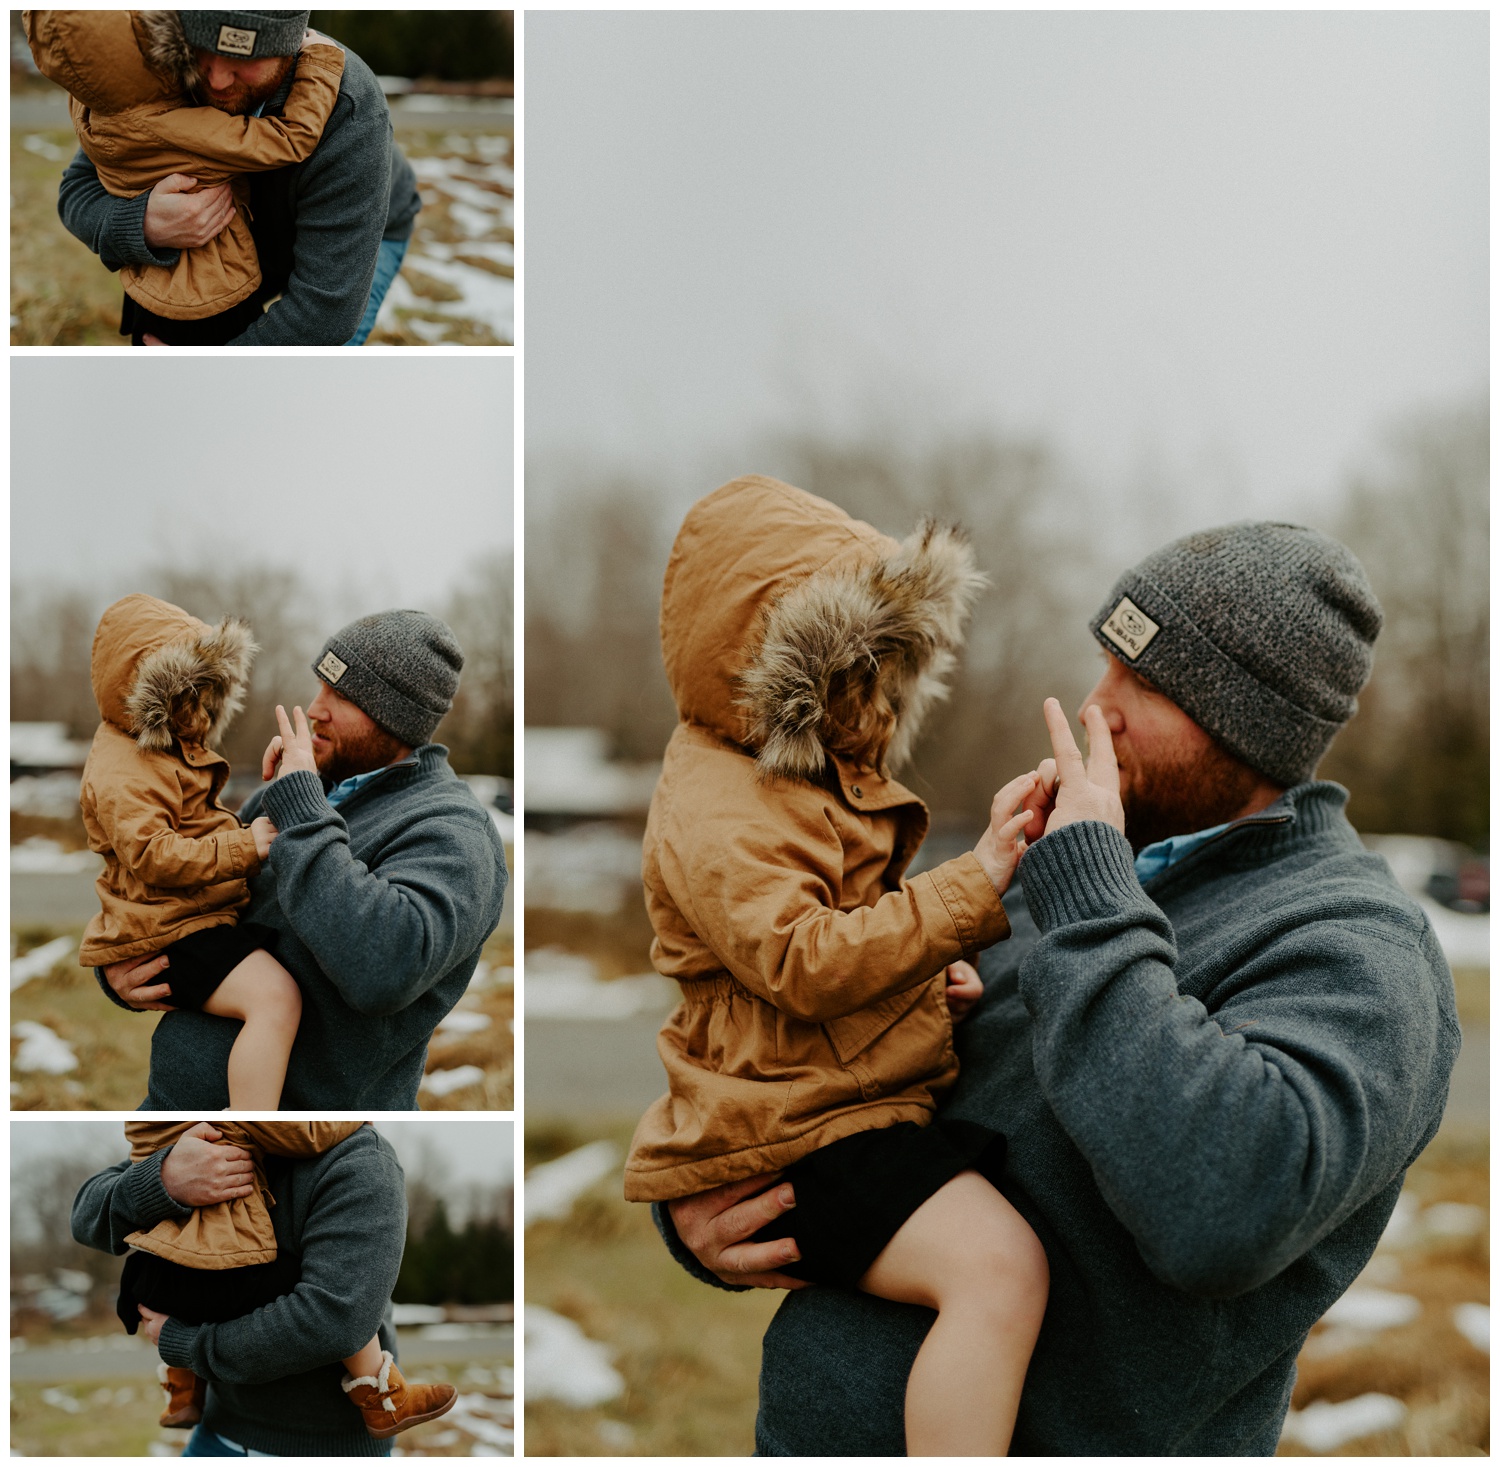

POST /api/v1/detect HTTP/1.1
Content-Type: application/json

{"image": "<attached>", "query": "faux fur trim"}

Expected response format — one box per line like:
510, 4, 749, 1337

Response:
342, 1349, 396, 1404
125, 617, 257, 753
134, 10, 201, 92
738, 520, 987, 780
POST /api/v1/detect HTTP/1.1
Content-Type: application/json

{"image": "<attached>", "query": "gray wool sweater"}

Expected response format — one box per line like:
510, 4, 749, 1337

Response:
102, 744, 507, 1109
57, 41, 420, 345
661, 781, 1460, 1455
72, 1125, 405, 1457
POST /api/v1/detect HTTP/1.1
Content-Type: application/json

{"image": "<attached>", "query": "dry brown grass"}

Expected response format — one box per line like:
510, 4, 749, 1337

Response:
11, 926, 512, 1111
524, 1121, 783, 1457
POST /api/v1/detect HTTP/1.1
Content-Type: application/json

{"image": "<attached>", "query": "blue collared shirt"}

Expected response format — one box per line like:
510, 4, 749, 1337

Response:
325, 766, 387, 809
1133, 822, 1230, 885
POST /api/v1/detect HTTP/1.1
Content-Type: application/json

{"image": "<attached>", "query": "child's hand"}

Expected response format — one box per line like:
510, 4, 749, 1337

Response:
944, 961, 983, 1021
971, 771, 1039, 897
137, 1305, 168, 1346
250, 816, 278, 861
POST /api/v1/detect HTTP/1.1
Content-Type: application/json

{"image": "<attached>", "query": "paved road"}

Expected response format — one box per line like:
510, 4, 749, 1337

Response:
12, 1326, 512, 1382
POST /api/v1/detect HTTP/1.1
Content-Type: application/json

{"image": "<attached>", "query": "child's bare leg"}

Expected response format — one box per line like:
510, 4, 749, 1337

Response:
200, 950, 302, 1109
858, 1169, 1049, 1455
343, 1336, 384, 1377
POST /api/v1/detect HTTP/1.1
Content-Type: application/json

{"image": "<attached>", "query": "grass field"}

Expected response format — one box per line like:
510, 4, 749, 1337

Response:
10, 926, 513, 1112
11, 101, 512, 347
10, 1355, 512, 1457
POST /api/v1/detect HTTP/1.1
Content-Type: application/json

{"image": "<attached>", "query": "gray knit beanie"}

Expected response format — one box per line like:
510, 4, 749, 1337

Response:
312, 611, 464, 748
179, 11, 310, 59
1089, 522, 1383, 787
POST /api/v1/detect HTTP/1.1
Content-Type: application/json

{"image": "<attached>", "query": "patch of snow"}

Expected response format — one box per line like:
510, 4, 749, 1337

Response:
40, 1387, 82, 1413
9, 776, 86, 820
1416, 898, 1489, 968
23, 133, 67, 161
524, 824, 650, 915
1280, 1392, 1406, 1451
438, 1008, 493, 1036
597, 1419, 635, 1449
391, 1303, 447, 1326
11, 934, 78, 990
12, 1021, 78, 1074
525, 950, 675, 1020
524, 1305, 625, 1407
420, 1064, 485, 1097
1423, 1201, 1486, 1237
403, 252, 513, 337
1320, 1288, 1421, 1332
524, 1140, 620, 1226
1453, 1302, 1488, 1352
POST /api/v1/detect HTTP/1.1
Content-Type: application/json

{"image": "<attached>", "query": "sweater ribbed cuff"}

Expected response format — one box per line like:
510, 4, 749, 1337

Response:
260, 769, 335, 830
106, 190, 179, 271
1018, 820, 1144, 932
156, 1316, 201, 1370
123, 1149, 194, 1229
651, 1202, 750, 1293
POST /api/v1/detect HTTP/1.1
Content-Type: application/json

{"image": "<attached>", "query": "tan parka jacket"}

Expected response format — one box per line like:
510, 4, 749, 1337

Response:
124, 1121, 366, 1268
78, 594, 261, 966
624, 477, 1011, 1202
24, 10, 344, 320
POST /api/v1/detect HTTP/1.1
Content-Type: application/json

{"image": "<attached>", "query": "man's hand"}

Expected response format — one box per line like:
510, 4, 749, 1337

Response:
264, 705, 318, 781
137, 1304, 168, 1346
944, 960, 984, 1021
971, 770, 1039, 896
142, 175, 235, 250
101, 952, 174, 1011
160, 1123, 256, 1208
667, 1174, 809, 1290
1040, 697, 1126, 837
250, 815, 278, 861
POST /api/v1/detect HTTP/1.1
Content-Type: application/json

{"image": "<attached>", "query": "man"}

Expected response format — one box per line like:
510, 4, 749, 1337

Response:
663, 522, 1460, 1454
100, 610, 508, 1109
74, 1121, 407, 1456
57, 9, 421, 345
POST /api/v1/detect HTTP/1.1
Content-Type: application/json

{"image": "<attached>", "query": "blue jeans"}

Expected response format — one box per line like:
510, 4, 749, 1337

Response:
346, 236, 410, 346
182, 1425, 392, 1457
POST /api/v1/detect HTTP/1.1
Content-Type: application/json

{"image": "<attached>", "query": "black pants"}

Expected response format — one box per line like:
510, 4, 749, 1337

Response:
119, 293, 266, 346
117, 1249, 301, 1334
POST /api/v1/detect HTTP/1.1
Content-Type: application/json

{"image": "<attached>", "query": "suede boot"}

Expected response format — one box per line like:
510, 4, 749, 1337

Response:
158, 1362, 206, 1428
341, 1350, 457, 1439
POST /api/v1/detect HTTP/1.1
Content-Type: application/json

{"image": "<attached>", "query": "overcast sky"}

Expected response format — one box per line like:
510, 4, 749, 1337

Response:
10, 1118, 513, 1202
527, 10, 1486, 522
12, 357, 512, 610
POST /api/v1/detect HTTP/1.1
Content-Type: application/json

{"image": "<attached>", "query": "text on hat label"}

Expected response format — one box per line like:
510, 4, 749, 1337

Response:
1100, 596, 1161, 660
317, 651, 348, 684
217, 25, 258, 56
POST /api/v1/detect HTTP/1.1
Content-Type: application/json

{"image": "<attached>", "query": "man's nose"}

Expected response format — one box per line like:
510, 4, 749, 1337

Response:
204, 58, 233, 88
1077, 681, 1124, 734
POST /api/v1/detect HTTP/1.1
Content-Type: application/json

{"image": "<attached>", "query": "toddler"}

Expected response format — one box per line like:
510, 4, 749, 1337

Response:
626, 477, 1049, 1455
119, 1121, 456, 1439
25, 10, 343, 335
79, 594, 300, 1109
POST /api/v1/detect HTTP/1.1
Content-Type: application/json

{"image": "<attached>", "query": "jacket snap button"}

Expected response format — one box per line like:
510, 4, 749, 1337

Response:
851, 786, 863, 798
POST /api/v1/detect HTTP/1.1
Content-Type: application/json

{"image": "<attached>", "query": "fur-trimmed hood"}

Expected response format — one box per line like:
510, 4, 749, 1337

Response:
90, 593, 256, 752
660, 475, 986, 780
24, 11, 199, 115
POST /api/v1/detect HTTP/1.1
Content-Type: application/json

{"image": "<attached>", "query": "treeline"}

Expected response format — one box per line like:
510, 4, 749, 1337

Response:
527, 400, 1488, 845
394, 1194, 513, 1305
310, 11, 513, 81
12, 551, 513, 778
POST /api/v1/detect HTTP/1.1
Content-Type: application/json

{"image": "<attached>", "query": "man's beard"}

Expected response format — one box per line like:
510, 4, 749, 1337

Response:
195, 54, 296, 115
1120, 736, 1269, 854
315, 722, 407, 784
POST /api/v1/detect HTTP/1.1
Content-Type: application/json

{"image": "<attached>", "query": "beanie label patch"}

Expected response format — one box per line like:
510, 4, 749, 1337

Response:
1100, 596, 1161, 661
317, 651, 348, 684
216, 25, 258, 56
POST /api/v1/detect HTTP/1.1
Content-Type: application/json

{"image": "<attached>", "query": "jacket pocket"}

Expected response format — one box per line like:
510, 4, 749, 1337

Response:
822, 980, 933, 1065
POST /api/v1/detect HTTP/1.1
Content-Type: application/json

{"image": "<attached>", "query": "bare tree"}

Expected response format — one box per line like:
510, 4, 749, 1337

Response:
1319, 401, 1489, 844
438, 549, 514, 775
